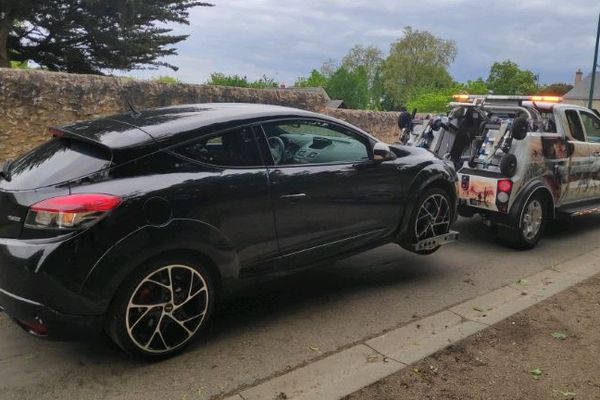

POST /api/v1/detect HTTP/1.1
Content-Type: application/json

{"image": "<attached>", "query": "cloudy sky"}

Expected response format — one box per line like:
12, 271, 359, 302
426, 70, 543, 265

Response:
128, 0, 600, 86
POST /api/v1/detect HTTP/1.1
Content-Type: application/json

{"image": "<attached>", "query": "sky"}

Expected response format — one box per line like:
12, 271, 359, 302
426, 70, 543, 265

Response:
127, 0, 600, 87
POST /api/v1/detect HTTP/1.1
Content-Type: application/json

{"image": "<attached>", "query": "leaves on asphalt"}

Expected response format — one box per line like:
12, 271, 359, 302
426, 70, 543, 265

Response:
551, 332, 568, 340
530, 367, 543, 380
308, 346, 322, 354
517, 279, 529, 286
553, 389, 576, 397
473, 306, 484, 312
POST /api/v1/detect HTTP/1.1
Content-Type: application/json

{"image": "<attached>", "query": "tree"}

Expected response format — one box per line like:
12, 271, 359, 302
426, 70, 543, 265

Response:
206, 73, 278, 89
537, 83, 573, 96
294, 69, 329, 88
326, 66, 370, 109
342, 45, 383, 86
381, 27, 457, 110
462, 78, 489, 95
0, 0, 213, 73
486, 60, 537, 95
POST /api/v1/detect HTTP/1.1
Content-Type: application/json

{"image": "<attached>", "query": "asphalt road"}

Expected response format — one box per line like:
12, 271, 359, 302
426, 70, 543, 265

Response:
2, 216, 600, 400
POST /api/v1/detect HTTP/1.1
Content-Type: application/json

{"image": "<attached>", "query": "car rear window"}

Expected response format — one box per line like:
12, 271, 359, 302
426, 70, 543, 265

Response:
2, 138, 112, 190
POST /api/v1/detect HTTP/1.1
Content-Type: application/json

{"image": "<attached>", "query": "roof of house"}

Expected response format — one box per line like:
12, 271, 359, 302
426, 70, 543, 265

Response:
564, 72, 600, 100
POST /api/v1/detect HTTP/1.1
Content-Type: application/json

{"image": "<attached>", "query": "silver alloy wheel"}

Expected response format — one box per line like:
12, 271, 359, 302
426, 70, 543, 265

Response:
125, 265, 209, 354
521, 199, 543, 240
415, 194, 451, 241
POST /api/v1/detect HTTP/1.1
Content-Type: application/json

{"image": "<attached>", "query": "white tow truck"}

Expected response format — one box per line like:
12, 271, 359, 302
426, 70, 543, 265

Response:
412, 95, 600, 249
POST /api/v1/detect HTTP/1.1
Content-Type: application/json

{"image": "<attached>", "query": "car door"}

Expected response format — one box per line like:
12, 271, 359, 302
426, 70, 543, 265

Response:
257, 119, 404, 268
170, 125, 279, 270
579, 110, 600, 199
563, 109, 591, 203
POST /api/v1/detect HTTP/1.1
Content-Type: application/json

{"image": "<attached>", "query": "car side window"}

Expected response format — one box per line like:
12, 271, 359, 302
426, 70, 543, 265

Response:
173, 127, 263, 167
261, 120, 370, 166
565, 110, 585, 141
580, 111, 600, 143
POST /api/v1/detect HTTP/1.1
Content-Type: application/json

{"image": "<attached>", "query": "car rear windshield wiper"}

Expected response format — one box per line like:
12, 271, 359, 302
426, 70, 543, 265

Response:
1, 160, 13, 182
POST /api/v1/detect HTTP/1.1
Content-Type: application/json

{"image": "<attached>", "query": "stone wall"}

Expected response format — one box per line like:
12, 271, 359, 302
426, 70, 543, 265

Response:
325, 109, 400, 144
0, 68, 400, 161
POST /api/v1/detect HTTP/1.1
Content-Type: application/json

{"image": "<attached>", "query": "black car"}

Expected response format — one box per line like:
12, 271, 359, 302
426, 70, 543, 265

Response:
0, 103, 458, 359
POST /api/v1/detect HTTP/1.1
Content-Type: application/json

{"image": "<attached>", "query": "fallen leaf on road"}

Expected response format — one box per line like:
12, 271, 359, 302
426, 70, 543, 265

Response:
473, 306, 484, 312
531, 367, 543, 380
367, 354, 380, 363
309, 346, 322, 354
517, 279, 529, 286
553, 389, 576, 397
551, 332, 568, 340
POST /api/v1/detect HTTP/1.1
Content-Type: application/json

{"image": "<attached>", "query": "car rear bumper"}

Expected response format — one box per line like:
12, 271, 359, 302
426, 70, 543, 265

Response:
0, 286, 103, 340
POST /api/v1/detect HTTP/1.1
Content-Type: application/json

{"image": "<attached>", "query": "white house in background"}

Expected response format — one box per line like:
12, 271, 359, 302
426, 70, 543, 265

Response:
564, 69, 600, 109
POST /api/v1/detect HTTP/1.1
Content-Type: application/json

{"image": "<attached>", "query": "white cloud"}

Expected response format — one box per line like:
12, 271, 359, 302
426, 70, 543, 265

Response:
127, 0, 600, 86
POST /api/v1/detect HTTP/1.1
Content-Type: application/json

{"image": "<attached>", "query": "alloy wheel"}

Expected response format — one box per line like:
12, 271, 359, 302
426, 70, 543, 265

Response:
415, 194, 451, 241
521, 199, 543, 240
125, 265, 209, 354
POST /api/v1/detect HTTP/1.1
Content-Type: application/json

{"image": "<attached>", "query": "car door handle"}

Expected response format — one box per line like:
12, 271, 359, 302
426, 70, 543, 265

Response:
280, 193, 307, 201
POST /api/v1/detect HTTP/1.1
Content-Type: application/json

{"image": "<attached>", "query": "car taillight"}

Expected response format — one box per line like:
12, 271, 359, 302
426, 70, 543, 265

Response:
25, 194, 122, 230
496, 180, 513, 212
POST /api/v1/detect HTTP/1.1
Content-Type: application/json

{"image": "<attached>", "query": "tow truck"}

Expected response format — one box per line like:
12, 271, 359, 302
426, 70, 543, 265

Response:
410, 94, 600, 249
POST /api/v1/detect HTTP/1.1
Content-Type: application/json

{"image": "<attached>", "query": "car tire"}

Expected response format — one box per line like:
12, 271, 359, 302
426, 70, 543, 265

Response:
401, 187, 453, 255
106, 255, 215, 360
499, 193, 547, 250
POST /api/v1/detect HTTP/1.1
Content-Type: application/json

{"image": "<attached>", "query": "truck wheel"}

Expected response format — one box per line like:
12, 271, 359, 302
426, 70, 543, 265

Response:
401, 187, 453, 255
500, 153, 518, 177
107, 255, 215, 360
500, 193, 547, 250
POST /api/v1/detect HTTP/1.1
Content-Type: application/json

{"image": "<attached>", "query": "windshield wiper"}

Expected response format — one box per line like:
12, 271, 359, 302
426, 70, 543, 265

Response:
1, 160, 13, 182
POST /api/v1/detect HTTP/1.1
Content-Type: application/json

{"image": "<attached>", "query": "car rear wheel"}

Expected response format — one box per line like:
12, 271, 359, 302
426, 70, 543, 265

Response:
402, 187, 453, 255
107, 256, 214, 360
500, 193, 547, 250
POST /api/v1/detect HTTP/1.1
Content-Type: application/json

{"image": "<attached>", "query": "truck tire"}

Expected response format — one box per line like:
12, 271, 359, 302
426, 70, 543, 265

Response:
499, 192, 547, 250
500, 153, 518, 177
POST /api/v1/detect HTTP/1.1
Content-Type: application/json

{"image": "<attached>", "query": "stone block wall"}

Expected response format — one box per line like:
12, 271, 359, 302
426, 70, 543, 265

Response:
0, 68, 400, 160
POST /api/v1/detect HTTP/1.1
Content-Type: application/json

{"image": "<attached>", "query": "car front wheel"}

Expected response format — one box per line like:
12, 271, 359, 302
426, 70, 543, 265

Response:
402, 187, 453, 255
107, 256, 214, 360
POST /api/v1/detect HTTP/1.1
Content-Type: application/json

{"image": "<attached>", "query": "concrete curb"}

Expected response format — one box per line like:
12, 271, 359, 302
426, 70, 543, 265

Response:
224, 249, 600, 400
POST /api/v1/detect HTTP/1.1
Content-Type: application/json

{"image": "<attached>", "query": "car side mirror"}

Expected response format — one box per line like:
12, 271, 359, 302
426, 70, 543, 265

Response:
373, 142, 397, 162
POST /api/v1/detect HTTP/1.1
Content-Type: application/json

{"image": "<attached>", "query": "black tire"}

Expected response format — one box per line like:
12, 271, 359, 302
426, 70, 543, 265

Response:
106, 255, 215, 361
499, 153, 518, 177
401, 187, 453, 255
499, 193, 547, 250
511, 117, 528, 140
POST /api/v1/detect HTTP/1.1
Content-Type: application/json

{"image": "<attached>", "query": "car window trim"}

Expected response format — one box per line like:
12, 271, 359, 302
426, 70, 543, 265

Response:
579, 110, 600, 143
166, 123, 269, 170
564, 109, 587, 142
256, 117, 374, 168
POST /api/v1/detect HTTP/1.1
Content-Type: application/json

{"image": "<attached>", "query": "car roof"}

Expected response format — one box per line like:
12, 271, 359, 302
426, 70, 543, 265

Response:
57, 103, 374, 153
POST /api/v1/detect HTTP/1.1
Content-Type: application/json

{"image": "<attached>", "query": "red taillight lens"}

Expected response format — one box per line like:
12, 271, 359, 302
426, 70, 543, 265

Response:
497, 180, 513, 193
26, 194, 121, 230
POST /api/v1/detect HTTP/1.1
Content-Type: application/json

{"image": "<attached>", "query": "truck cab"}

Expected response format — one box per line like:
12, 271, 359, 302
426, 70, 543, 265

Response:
430, 95, 600, 249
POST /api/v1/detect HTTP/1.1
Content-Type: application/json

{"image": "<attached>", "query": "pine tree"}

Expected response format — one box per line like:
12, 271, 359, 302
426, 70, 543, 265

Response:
0, 0, 213, 73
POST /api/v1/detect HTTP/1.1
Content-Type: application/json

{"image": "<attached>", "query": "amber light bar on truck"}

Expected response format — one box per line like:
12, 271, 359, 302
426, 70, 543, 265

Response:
452, 94, 563, 103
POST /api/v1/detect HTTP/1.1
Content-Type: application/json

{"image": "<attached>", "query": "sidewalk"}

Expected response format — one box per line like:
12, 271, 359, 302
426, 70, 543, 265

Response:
345, 274, 600, 400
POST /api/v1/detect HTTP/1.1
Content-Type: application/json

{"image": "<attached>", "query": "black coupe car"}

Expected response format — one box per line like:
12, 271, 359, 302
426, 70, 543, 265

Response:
0, 103, 458, 359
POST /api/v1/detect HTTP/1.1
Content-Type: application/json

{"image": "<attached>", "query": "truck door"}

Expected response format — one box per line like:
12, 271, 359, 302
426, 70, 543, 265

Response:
563, 109, 591, 203
579, 110, 600, 199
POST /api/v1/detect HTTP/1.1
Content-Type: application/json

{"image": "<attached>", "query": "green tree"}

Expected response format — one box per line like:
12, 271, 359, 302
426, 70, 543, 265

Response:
294, 69, 329, 88
342, 45, 383, 87
326, 66, 370, 109
381, 27, 457, 110
486, 60, 537, 95
537, 83, 573, 96
462, 78, 489, 95
206, 73, 278, 89
0, 0, 213, 72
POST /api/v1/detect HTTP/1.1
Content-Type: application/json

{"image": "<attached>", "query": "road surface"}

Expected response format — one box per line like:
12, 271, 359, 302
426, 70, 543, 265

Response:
2, 216, 600, 400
